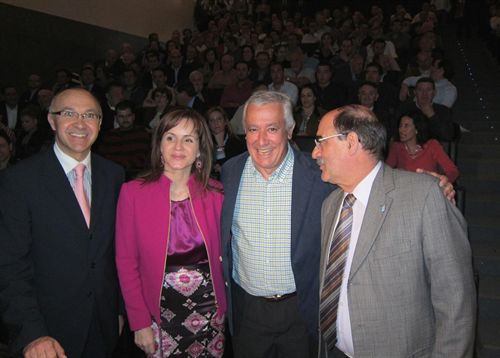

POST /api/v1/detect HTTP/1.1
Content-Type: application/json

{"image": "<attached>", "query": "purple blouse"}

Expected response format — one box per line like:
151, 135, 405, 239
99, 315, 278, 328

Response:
167, 198, 208, 266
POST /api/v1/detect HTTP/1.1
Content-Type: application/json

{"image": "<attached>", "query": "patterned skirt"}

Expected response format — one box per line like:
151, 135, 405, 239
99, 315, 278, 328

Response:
148, 263, 225, 358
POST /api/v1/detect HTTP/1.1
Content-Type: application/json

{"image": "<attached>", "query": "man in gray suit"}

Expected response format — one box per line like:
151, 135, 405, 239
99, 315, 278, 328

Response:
312, 104, 476, 357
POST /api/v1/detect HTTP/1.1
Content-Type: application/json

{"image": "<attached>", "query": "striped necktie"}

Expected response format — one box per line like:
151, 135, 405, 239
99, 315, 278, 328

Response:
320, 193, 356, 351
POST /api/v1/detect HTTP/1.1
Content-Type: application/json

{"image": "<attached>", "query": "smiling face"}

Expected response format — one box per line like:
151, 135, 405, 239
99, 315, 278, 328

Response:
160, 118, 199, 177
48, 89, 101, 161
244, 102, 293, 179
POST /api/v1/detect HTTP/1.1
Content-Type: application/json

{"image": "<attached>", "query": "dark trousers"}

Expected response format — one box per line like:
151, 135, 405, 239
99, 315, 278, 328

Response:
231, 283, 317, 358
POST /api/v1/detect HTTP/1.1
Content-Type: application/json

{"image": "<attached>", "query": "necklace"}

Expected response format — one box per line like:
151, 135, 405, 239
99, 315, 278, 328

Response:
404, 143, 423, 158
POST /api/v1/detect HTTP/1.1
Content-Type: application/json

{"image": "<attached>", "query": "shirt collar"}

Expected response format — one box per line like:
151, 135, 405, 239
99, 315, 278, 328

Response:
53, 143, 92, 175
350, 161, 382, 207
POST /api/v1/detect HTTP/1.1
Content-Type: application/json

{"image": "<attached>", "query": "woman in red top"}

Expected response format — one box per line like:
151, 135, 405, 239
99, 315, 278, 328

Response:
386, 111, 459, 182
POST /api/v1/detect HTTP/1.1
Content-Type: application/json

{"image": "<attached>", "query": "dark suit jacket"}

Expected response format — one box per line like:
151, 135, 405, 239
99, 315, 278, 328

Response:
220, 147, 333, 336
0, 103, 22, 132
0, 149, 124, 357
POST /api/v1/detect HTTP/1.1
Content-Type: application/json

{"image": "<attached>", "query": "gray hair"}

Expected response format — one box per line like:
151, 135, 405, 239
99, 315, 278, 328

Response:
242, 90, 295, 131
334, 104, 386, 160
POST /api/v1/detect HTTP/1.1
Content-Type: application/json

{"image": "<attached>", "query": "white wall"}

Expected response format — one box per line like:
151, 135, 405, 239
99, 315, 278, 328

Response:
1, 0, 195, 41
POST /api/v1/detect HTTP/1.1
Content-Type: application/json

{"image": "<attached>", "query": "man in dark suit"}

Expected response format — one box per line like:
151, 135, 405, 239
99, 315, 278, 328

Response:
220, 91, 332, 357
313, 105, 475, 357
0, 88, 125, 358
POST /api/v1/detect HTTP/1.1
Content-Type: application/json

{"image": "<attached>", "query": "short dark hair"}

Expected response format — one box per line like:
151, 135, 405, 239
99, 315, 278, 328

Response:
105, 82, 124, 93
365, 62, 383, 75
395, 111, 430, 145
334, 105, 386, 160
20, 104, 41, 120
175, 80, 196, 97
152, 87, 173, 103
416, 77, 435, 89
358, 81, 378, 92
115, 100, 136, 114
433, 58, 454, 80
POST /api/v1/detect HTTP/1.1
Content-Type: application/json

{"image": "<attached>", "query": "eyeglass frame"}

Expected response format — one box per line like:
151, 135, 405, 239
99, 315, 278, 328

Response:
314, 132, 347, 147
49, 110, 102, 122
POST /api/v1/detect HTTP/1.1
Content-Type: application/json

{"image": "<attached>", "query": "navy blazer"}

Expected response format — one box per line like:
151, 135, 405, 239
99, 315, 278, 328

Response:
220, 147, 334, 336
0, 148, 124, 357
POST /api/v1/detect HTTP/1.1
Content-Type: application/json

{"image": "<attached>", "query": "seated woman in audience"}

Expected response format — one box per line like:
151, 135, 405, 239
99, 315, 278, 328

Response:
141, 87, 173, 130
15, 105, 48, 160
206, 106, 246, 178
386, 111, 459, 182
116, 108, 226, 358
293, 84, 325, 137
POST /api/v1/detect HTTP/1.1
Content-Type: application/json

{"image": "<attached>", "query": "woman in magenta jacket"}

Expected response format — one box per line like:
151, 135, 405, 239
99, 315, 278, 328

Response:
116, 108, 227, 357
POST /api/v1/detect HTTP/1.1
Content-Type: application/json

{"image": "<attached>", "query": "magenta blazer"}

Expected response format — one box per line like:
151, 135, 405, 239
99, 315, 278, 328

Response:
115, 174, 227, 331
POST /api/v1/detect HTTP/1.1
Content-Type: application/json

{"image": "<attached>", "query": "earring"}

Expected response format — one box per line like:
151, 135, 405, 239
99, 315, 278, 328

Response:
195, 158, 202, 170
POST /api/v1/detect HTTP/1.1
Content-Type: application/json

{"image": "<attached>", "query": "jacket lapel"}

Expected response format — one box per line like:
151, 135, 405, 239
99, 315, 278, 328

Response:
89, 154, 104, 231
41, 149, 89, 230
349, 165, 394, 280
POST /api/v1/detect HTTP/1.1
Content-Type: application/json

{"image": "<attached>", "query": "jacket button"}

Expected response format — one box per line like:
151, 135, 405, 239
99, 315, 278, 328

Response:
91, 262, 96, 269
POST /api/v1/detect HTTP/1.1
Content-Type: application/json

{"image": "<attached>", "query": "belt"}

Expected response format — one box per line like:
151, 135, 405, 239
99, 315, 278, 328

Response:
262, 292, 297, 302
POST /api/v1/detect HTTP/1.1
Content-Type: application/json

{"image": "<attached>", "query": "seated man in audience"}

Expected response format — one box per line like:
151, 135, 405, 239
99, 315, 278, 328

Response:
121, 68, 147, 107
80, 66, 105, 102
166, 48, 191, 87
141, 50, 162, 89
208, 54, 238, 89
0, 86, 22, 134
97, 100, 150, 178
189, 70, 210, 104
100, 82, 125, 132
220, 61, 253, 117
268, 62, 298, 106
313, 62, 348, 111
397, 77, 455, 141
364, 62, 399, 112
142, 67, 175, 107
250, 51, 272, 85
19, 74, 42, 105
285, 49, 316, 88
175, 80, 208, 114
357, 81, 393, 141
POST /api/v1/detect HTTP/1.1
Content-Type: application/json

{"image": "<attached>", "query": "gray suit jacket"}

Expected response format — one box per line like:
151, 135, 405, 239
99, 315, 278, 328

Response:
319, 165, 476, 358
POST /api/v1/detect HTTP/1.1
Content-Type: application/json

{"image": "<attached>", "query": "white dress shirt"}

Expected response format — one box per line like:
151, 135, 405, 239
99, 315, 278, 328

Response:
53, 143, 92, 204
335, 161, 382, 356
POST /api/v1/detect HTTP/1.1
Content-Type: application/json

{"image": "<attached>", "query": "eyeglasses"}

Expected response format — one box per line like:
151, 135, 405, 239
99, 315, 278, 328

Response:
50, 110, 102, 122
314, 133, 346, 147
